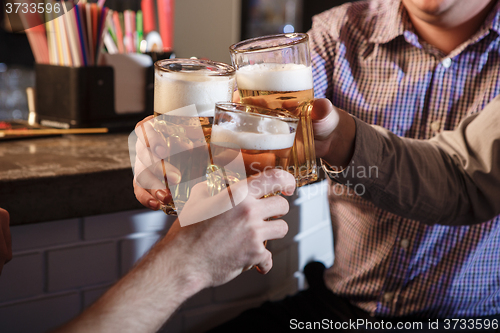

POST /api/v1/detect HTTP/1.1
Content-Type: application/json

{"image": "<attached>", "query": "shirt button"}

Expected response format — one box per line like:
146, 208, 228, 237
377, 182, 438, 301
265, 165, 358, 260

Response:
442, 58, 452, 68
401, 239, 410, 249
431, 121, 441, 132
383, 292, 394, 302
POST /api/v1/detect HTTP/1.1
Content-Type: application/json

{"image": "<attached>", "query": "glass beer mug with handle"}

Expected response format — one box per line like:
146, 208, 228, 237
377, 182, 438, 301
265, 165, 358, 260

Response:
230, 33, 317, 187
207, 102, 299, 199
153, 59, 235, 215
207, 102, 299, 264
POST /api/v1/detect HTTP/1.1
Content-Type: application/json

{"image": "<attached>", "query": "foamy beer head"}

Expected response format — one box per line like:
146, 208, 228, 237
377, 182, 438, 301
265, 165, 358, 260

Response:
236, 63, 313, 93
211, 103, 299, 176
230, 33, 313, 96
154, 59, 235, 117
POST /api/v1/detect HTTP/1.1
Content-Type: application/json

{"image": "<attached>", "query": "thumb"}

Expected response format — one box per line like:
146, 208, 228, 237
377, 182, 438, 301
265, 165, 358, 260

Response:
311, 99, 339, 140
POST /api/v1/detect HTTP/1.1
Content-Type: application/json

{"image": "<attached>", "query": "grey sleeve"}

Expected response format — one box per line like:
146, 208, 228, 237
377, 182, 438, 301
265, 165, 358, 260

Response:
333, 108, 500, 225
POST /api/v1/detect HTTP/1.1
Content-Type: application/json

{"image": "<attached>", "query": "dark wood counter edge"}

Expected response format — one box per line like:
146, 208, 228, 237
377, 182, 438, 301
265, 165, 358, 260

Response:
1, 168, 145, 226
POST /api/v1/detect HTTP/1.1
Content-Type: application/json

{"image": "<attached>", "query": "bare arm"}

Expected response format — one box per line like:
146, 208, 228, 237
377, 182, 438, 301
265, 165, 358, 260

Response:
54, 170, 295, 333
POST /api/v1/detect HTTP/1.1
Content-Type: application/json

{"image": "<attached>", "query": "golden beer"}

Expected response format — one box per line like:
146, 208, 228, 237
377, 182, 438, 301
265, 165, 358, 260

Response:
211, 145, 295, 177
208, 102, 299, 197
153, 59, 235, 215
230, 34, 318, 187
236, 64, 317, 187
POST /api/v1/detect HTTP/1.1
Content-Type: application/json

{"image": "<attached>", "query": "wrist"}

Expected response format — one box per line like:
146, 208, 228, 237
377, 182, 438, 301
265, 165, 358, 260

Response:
155, 235, 209, 296
323, 109, 356, 169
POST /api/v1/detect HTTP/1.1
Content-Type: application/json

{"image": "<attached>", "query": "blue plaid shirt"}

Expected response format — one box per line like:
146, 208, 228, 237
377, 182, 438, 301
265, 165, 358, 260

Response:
309, 0, 500, 318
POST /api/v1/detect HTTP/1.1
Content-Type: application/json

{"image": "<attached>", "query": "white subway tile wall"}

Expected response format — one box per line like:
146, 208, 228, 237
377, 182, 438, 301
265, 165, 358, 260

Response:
0, 180, 333, 333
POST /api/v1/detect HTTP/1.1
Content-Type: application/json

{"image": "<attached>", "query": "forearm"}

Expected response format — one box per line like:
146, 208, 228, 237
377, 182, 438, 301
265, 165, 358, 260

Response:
327, 117, 480, 225
54, 235, 205, 333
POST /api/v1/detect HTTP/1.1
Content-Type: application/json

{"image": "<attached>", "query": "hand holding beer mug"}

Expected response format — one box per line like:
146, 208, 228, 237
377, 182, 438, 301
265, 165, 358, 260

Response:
137, 59, 235, 215
207, 102, 298, 270
230, 33, 317, 187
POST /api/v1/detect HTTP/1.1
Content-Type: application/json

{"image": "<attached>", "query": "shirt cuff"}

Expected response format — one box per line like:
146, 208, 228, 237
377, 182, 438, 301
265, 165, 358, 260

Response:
326, 116, 383, 189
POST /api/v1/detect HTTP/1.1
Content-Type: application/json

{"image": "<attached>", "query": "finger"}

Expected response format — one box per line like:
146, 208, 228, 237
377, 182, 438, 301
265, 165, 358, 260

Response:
133, 179, 162, 210
135, 115, 154, 129
259, 195, 290, 219
244, 169, 296, 199
240, 96, 270, 109
135, 134, 161, 166
0, 208, 12, 272
134, 159, 169, 192
0, 227, 5, 275
255, 250, 273, 275
0, 209, 11, 264
135, 117, 171, 159
311, 99, 340, 140
232, 90, 240, 103
135, 139, 182, 185
134, 160, 174, 205
260, 219, 289, 241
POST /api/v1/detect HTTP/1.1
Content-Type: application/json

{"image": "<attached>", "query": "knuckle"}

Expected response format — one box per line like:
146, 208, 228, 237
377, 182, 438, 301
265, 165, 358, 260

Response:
247, 228, 260, 243
239, 201, 254, 219
191, 181, 206, 193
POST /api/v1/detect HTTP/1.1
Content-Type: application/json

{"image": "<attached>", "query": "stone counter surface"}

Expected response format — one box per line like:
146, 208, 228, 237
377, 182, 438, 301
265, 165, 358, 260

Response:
0, 134, 143, 225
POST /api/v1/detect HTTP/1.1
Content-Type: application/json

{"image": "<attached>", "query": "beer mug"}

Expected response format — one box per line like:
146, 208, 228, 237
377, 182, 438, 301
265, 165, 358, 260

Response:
230, 33, 317, 187
153, 59, 235, 215
208, 102, 299, 198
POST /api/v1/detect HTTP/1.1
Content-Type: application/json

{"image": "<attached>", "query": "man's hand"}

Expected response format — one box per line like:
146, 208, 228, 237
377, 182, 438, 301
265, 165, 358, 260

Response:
163, 168, 296, 287
0, 208, 12, 274
133, 115, 183, 210
311, 98, 356, 169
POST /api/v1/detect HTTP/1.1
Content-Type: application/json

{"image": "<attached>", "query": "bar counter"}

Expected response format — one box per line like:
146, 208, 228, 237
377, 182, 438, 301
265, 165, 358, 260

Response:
0, 134, 143, 226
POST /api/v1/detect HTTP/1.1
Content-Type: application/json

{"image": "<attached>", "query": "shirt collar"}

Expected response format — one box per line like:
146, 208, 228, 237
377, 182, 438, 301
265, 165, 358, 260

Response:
486, 1, 500, 36
368, 0, 407, 44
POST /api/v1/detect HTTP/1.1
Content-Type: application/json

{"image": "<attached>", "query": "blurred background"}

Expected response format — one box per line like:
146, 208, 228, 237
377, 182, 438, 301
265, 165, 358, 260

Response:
0, 0, 354, 121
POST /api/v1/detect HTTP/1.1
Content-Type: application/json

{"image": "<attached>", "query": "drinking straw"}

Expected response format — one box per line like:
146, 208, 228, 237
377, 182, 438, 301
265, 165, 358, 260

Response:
124, 10, 134, 53
18, 1, 50, 64
91, 3, 98, 54
137, 10, 143, 53
130, 10, 136, 53
85, 3, 94, 65
45, 2, 58, 65
112, 11, 125, 53
56, 7, 73, 66
61, 2, 82, 66
95, 7, 110, 65
52, 13, 65, 65
119, 12, 125, 36
74, 4, 89, 66
141, 0, 156, 35
103, 32, 119, 54
156, 0, 174, 51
